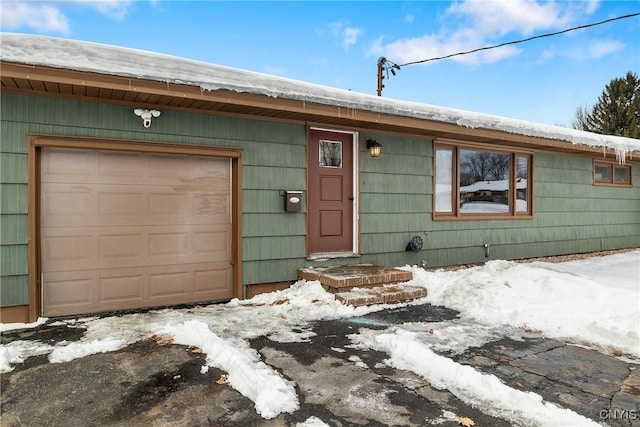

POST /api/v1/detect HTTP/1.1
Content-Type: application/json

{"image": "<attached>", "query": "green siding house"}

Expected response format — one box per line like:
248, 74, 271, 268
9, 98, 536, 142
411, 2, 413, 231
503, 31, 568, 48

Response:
1, 33, 639, 322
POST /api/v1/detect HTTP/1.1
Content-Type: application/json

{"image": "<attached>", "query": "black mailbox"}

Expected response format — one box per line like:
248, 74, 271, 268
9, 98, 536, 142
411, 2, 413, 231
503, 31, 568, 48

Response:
284, 191, 302, 212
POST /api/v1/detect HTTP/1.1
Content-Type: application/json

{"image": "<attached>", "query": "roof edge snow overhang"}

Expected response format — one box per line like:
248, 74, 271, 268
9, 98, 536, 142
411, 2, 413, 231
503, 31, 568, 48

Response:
1, 61, 636, 161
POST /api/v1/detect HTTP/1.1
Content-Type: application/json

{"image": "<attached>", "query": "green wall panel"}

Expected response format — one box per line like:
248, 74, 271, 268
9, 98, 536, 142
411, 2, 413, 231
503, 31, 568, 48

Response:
0, 275, 29, 307
243, 236, 306, 261
360, 213, 430, 234
1, 122, 31, 154
243, 259, 308, 285
243, 213, 306, 237
361, 172, 428, 194
535, 167, 592, 184
243, 166, 306, 191
360, 193, 429, 214
0, 245, 28, 276
0, 184, 28, 214
0, 153, 28, 183
1, 215, 28, 245
242, 141, 306, 167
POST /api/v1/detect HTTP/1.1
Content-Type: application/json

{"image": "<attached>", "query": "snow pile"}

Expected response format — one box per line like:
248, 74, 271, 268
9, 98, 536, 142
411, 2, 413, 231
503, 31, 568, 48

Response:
48, 338, 127, 363
1, 33, 638, 160
0, 340, 52, 372
409, 251, 640, 357
354, 329, 600, 427
0, 317, 48, 332
296, 417, 330, 427
155, 319, 298, 419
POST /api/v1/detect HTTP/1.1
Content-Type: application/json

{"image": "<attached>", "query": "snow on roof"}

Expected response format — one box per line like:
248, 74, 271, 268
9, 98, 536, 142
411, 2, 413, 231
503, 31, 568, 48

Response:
2, 32, 639, 160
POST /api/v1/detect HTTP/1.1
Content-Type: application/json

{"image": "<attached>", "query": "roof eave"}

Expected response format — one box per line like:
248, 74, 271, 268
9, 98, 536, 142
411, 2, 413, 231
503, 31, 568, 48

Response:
0, 61, 633, 160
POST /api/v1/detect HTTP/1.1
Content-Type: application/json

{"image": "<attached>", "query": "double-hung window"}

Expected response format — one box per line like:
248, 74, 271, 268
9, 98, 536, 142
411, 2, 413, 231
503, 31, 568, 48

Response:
434, 141, 533, 219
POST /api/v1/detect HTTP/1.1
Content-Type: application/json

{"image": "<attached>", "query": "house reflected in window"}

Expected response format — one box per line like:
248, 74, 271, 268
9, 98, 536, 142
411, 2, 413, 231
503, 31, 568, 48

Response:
459, 150, 511, 214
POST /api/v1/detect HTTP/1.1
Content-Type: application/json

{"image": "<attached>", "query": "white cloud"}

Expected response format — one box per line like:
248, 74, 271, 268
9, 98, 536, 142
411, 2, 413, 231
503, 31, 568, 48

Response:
583, 0, 600, 15
0, 1, 70, 33
77, 0, 133, 20
0, 0, 133, 34
446, 0, 573, 37
543, 38, 627, 62
329, 20, 363, 51
342, 26, 363, 50
586, 39, 626, 58
378, 28, 521, 66
370, 0, 601, 66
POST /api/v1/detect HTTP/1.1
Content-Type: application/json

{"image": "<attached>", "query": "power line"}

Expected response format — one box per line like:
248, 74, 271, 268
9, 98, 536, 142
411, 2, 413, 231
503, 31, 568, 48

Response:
399, 12, 640, 67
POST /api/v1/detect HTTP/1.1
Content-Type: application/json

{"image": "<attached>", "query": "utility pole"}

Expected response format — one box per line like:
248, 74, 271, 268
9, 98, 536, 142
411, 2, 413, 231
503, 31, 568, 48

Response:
377, 57, 400, 97
377, 57, 386, 96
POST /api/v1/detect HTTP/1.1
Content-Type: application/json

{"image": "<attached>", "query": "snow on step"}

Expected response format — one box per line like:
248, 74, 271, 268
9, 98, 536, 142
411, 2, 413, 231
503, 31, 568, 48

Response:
297, 264, 412, 289
335, 285, 428, 307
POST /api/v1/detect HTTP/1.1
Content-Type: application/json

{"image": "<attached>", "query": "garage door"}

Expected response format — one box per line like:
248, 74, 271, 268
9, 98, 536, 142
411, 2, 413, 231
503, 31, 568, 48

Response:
41, 147, 233, 316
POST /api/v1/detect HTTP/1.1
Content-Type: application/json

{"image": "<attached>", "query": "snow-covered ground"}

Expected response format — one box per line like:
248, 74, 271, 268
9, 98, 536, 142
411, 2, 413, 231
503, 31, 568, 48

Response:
1, 250, 638, 425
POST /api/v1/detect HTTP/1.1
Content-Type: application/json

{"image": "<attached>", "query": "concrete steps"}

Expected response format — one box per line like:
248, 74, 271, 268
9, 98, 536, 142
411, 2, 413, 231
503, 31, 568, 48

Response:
297, 264, 427, 307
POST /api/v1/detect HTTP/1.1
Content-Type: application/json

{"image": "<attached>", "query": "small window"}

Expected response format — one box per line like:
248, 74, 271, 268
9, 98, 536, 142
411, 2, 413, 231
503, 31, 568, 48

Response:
594, 164, 611, 183
614, 166, 631, 184
516, 156, 530, 213
319, 140, 342, 168
435, 148, 454, 213
594, 161, 632, 187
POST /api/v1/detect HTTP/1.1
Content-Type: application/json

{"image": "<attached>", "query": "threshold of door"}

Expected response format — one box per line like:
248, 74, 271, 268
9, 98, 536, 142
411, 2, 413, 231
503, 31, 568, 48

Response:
307, 251, 360, 261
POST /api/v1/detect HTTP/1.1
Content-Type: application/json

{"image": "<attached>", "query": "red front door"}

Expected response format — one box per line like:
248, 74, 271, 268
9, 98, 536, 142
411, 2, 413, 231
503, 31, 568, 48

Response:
308, 129, 354, 254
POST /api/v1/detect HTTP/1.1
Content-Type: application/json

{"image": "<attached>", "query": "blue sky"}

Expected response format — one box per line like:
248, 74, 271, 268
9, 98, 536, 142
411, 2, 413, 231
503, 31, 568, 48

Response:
2, 0, 639, 126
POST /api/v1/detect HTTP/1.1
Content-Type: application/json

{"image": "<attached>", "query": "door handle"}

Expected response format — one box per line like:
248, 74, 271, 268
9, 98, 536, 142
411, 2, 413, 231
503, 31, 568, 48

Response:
348, 196, 355, 201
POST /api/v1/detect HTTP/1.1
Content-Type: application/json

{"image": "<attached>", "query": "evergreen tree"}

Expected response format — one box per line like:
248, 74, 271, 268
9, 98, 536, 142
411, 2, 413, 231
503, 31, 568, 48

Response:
573, 71, 640, 138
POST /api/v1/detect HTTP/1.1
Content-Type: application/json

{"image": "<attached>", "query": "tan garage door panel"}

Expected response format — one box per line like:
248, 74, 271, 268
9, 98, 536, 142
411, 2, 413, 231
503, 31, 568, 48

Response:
41, 147, 233, 316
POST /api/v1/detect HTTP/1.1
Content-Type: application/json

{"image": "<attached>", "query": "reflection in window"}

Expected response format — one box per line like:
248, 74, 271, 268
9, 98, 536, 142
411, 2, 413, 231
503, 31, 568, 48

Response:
459, 150, 511, 214
516, 156, 529, 212
319, 140, 342, 168
435, 148, 453, 213
433, 143, 533, 218
595, 164, 611, 183
614, 166, 630, 184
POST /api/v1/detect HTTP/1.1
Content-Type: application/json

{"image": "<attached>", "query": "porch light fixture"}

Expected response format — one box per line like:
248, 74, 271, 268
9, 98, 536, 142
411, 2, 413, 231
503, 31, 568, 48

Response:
134, 109, 161, 128
366, 139, 382, 157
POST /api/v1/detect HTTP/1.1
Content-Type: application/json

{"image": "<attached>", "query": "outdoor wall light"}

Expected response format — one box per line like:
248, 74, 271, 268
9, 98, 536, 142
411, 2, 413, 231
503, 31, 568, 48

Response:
366, 139, 382, 157
134, 109, 161, 128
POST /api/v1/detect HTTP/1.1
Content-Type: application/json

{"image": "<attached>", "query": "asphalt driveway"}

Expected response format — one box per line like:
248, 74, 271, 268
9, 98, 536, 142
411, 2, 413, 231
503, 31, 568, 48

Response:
1, 304, 639, 427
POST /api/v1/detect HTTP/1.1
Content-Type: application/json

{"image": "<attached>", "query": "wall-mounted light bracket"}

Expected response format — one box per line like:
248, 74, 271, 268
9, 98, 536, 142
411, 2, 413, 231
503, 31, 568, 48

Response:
134, 109, 161, 128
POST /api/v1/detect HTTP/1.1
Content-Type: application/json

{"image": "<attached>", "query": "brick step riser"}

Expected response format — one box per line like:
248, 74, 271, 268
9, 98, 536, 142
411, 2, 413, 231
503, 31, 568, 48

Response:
324, 280, 409, 293
335, 286, 428, 307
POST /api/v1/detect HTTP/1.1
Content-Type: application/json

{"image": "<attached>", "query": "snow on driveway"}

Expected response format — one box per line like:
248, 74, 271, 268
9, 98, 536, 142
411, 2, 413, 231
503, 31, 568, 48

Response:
1, 250, 638, 424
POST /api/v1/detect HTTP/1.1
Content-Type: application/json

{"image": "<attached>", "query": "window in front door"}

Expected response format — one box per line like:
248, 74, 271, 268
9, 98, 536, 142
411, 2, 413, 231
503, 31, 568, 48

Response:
319, 140, 343, 168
